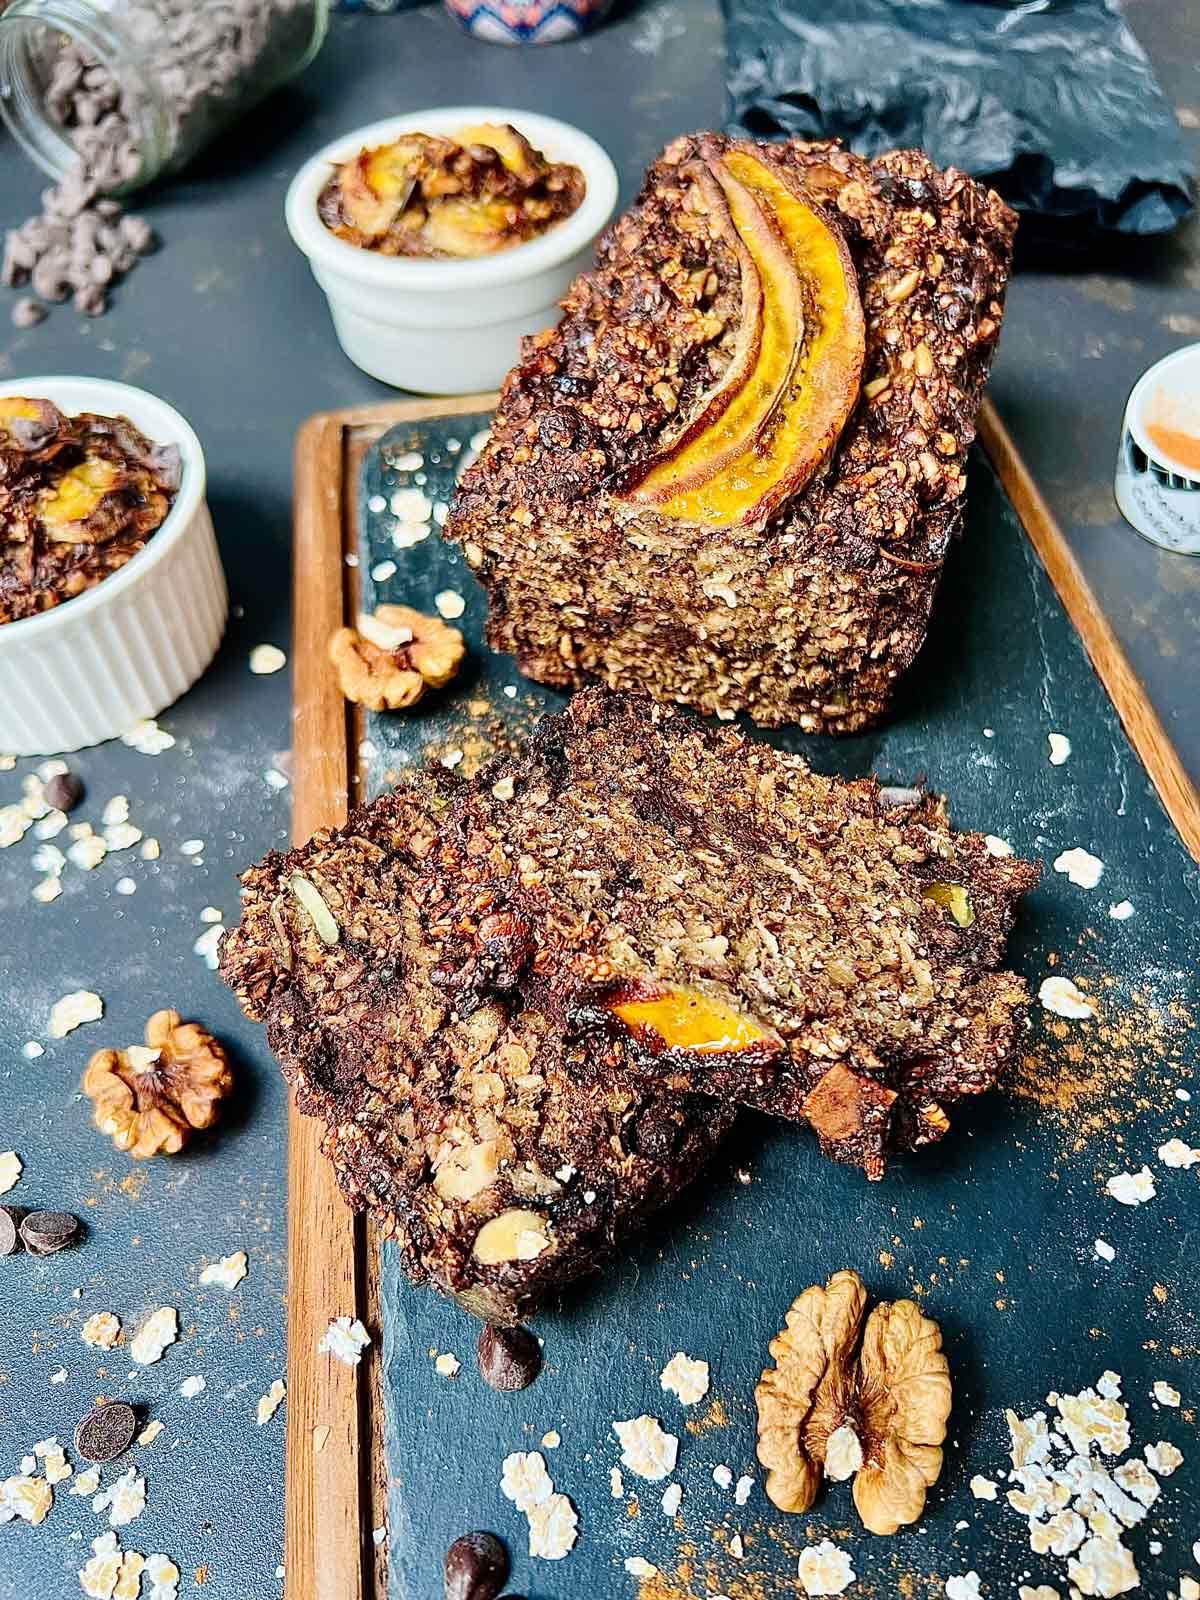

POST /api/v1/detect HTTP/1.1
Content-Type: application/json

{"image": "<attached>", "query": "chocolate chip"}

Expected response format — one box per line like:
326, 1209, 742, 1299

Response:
477, 1323, 542, 1392
19, 1209, 80, 1255
74, 1400, 137, 1463
43, 771, 84, 812
444, 1531, 509, 1600
0, 1206, 23, 1256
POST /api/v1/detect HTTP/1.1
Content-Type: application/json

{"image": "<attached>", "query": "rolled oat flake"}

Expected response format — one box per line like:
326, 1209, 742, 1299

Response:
444, 1531, 509, 1600
0, 1205, 22, 1256
75, 1399, 138, 1463
19, 1209, 80, 1255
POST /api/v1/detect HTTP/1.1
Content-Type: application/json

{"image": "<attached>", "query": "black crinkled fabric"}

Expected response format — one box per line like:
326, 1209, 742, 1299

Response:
721, 0, 1194, 235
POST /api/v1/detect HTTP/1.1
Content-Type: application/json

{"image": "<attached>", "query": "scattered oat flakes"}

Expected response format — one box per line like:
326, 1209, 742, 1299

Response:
984, 835, 1013, 857
1106, 1167, 1156, 1206
660, 1351, 710, 1406
501, 1451, 553, 1511
23, 1041, 44, 1059
371, 560, 396, 582
734, 1474, 753, 1505
130, 1306, 177, 1366
82, 1311, 121, 1350
136, 1421, 163, 1448
140, 838, 160, 860
50, 1368, 68, 1385
389, 487, 431, 522
1144, 1440, 1183, 1475
610, 1466, 624, 1497
49, 989, 104, 1037
661, 1482, 682, 1517
256, 1379, 286, 1425
1048, 733, 1072, 766
193, 924, 224, 969
712, 1464, 733, 1490
371, 1526, 386, 1548
80, 1531, 123, 1597
526, 1491, 577, 1560
1152, 1381, 1180, 1407
121, 720, 175, 756
1158, 1138, 1199, 1169
1039, 976, 1095, 1020
434, 1352, 460, 1379
71, 1467, 101, 1496
1094, 1240, 1116, 1262
626, 1557, 658, 1577
178, 1376, 205, 1400
249, 644, 286, 675
614, 1415, 678, 1481
970, 1474, 998, 1500
33, 874, 63, 902
1054, 847, 1104, 889
115, 878, 136, 896
0, 1478, 28, 1520
318, 1316, 371, 1366
796, 1540, 855, 1596
945, 1576, 982, 1600
93, 1467, 145, 1527
199, 1251, 248, 1290
1108, 901, 1134, 921
434, 589, 465, 620
0, 1150, 22, 1194
1068, 1535, 1138, 1596
541, 1430, 560, 1449
68, 830, 107, 871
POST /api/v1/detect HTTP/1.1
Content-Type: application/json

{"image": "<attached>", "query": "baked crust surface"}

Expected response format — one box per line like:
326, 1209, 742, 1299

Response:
448, 134, 1017, 730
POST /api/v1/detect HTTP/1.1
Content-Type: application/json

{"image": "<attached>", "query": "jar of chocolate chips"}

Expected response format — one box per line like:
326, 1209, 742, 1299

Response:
0, 0, 329, 191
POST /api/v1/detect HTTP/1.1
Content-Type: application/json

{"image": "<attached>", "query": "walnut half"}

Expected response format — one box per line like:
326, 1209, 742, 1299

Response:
82, 1010, 234, 1158
755, 1269, 951, 1535
328, 604, 465, 712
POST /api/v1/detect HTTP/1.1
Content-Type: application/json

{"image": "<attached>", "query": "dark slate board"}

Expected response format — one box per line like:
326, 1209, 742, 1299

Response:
358, 417, 1198, 1600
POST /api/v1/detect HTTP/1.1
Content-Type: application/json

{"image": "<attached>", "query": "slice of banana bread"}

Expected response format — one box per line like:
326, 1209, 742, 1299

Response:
421, 690, 1038, 1177
219, 763, 737, 1324
220, 690, 1036, 1318
447, 133, 1016, 731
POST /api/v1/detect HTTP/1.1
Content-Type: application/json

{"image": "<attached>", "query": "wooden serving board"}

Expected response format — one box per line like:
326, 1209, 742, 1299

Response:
288, 394, 1200, 1600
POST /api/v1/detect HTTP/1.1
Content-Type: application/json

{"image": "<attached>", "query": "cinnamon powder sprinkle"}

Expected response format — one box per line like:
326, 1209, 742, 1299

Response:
1009, 981, 1193, 1154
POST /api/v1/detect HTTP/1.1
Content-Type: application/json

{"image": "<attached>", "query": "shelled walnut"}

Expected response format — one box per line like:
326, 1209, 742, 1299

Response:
328, 604, 465, 712
755, 1269, 951, 1535
82, 1009, 234, 1157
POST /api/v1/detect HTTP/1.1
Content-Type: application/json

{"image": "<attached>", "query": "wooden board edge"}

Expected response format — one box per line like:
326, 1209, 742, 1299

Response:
978, 398, 1200, 865
287, 412, 370, 1600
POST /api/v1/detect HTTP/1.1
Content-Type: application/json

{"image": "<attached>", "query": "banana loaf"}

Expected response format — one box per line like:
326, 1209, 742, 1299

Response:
447, 133, 1016, 730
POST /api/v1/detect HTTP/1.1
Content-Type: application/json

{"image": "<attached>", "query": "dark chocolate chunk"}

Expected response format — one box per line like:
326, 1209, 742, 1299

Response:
444, 1531, 509, 1600
43, 770, 84, 812
74, 1400, 137, 1463
19, 1209, 80, 1255
477, 1324, 542, 1393
0, 1205, 22, 1256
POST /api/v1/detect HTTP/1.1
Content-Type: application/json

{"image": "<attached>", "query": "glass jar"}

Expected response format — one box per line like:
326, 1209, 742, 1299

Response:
0, 0, 329, 192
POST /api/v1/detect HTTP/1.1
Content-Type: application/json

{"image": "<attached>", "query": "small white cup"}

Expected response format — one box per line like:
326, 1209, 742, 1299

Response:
1115, 343, 1200, 555
0, 376, 227, 756
285, 106, 619, 394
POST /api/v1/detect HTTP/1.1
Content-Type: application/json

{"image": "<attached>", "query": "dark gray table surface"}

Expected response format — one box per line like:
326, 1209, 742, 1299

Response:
0, 3, 1196, 1596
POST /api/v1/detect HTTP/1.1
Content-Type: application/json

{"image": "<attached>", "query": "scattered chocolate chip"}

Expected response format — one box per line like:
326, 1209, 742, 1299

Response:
0, 1206, 23, 1256
444, 1531, 509, 1600
19, 1209, 80, 1255
477, 1323, 542, 1392
43, 770, 85, 812
74, 1400, 137, 1463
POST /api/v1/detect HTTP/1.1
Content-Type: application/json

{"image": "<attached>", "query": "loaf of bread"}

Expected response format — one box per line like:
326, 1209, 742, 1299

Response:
448, 134, 1016, 730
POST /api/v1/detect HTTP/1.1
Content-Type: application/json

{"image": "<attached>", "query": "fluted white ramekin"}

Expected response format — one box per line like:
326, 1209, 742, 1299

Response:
285, 107, 619, 393
0, 376, 226, 756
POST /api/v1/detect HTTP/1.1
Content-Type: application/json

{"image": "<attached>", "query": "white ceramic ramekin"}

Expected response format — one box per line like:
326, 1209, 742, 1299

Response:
285, 106, 619, 393
0, 376, 227, 756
